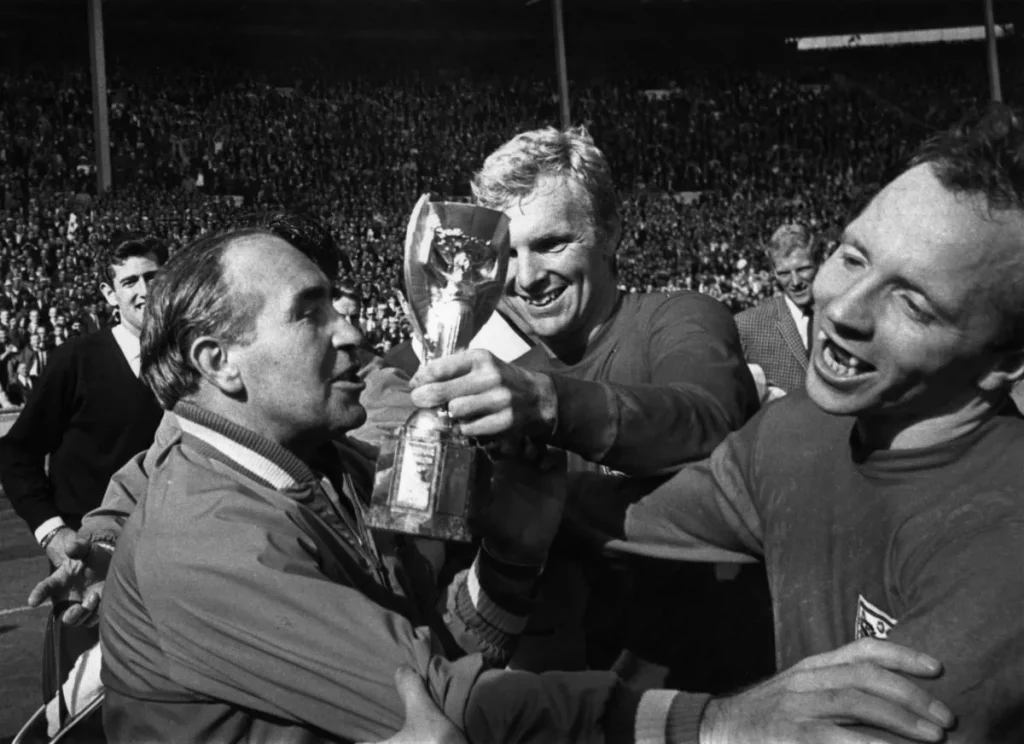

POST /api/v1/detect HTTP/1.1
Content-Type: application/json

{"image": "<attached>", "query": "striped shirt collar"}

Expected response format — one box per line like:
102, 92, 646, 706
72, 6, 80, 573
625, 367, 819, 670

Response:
173, 401, 320, 491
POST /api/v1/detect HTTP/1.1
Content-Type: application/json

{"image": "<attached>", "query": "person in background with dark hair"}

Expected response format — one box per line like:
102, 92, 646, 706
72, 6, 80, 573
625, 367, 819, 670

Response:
736, 223, 824, 402
0, 231, 168, 694
333, 279, 362, 330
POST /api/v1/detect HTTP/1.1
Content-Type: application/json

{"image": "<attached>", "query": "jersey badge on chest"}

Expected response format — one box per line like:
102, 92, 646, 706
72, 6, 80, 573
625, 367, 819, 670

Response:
855, 594, 898, 640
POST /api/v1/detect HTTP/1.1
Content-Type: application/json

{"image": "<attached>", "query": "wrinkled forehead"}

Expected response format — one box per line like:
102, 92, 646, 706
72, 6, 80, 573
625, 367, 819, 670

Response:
848, 165, 1024, 313
505, 175, 599, 242
509, 175, 594, 220
224, 234, 329, 310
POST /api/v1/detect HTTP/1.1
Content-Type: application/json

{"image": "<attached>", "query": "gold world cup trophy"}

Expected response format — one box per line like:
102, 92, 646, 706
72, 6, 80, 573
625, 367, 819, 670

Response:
366, 194, 511, 542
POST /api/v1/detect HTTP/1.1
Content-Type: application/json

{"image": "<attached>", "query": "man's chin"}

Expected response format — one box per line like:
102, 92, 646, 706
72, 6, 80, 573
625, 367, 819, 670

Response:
511, 307, 570, 341
806, 370, 872, 417
330, 406, 368, 436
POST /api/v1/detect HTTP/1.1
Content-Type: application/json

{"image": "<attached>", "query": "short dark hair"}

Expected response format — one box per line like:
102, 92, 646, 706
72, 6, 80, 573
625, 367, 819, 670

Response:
911, 104, 1024, 213
141, 228, 265, 409
910, 104, 1024, 350
332, 279, 359, 303
95, 232, 169, 287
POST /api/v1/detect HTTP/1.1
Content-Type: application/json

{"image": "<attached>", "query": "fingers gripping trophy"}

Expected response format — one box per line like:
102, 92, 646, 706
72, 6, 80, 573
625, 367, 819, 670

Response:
367, 195, 510, 542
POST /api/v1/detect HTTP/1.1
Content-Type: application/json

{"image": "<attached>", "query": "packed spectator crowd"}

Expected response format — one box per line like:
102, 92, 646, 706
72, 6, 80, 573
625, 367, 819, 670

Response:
0, 39, 1018, 404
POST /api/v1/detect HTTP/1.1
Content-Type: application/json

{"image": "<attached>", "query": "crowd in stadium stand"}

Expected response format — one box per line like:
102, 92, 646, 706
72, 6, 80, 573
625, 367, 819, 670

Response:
0, 40, 1018, 408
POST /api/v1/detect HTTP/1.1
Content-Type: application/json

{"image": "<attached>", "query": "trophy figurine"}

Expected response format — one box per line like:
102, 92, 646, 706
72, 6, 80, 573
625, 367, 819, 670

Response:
366, 194, 511, 542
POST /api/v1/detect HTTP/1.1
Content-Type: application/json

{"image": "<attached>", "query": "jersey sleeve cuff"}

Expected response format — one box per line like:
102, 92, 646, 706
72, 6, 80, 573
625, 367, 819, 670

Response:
635, 689, 679, 743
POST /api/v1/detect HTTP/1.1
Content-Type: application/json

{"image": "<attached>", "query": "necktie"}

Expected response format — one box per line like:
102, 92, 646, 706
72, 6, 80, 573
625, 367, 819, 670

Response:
805, 309, 815, 355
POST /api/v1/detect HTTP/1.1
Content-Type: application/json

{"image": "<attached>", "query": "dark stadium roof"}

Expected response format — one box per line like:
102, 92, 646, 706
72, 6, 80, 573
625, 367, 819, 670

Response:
1, 0, 1020, 40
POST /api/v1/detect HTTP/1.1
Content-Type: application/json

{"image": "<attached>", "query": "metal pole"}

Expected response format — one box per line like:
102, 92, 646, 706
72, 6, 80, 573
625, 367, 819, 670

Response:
88, 0, 112, 193
552, 0, 571, 128
984, 0, 1003, 102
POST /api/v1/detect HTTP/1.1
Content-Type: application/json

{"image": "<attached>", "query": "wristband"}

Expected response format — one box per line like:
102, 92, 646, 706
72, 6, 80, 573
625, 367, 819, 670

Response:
39, 525, 66, 551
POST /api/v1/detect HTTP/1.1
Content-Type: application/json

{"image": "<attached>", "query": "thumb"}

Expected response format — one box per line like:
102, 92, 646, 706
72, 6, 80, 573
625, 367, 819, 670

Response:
393, 665, 446, 724
65, 538, 92, 560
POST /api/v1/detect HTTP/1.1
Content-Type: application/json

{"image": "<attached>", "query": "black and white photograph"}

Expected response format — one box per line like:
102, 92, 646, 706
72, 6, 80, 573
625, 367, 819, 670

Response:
0, 0, 1021, 741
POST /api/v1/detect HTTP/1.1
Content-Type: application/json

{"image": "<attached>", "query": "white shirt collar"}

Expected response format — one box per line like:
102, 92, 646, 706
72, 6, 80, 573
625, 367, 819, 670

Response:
783, 295, 811, 350
110, 323, 142, 377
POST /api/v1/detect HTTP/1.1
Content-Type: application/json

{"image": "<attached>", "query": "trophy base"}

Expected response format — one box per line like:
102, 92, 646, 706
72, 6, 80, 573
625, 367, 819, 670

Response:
367, 415, 478, 543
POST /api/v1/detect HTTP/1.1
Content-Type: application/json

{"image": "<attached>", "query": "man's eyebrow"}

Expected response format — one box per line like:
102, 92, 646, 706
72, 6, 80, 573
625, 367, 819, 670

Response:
839, 231, 867, 253
288, 284, 330, 316
893, 274, 955, 320
841, 231, 953, 319
527, 232, 574, 251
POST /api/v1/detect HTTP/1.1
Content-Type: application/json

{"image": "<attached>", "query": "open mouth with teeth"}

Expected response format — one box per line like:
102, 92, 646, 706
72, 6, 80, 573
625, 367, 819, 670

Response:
520, 286, 566, 309
820, 338, 876, 378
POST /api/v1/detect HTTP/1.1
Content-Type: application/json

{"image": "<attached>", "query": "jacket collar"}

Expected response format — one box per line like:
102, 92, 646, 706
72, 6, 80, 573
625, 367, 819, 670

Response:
173, 401, 320, 491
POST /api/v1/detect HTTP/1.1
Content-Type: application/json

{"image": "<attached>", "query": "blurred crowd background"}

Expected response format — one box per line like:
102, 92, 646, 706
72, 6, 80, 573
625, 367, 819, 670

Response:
0, 0, 1020, 406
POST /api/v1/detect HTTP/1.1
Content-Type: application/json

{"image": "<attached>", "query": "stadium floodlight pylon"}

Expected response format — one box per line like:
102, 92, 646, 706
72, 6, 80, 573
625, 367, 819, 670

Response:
526, 0, 572, 128
87, 0, 112, 194
984, 0, 1003, 102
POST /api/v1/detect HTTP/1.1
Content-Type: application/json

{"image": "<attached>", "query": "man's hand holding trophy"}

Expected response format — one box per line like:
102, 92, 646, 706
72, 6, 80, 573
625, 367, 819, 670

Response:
367, 194, 566, 564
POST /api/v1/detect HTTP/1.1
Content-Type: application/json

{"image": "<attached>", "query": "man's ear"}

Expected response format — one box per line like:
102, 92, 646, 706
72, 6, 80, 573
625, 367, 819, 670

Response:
99, 282, 117, 308
977, 348, 1024, 392
189, 336, 244, 396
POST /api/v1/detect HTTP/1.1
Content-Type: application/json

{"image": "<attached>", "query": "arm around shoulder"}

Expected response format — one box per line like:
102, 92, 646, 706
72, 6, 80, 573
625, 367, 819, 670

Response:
78, 411, 181, 544
549, 293, 758, 476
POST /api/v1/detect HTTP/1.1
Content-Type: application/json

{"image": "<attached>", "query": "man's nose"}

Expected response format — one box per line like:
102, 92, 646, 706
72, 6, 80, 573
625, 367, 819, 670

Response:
824, 280, 873, 338
511, 250, 544, 292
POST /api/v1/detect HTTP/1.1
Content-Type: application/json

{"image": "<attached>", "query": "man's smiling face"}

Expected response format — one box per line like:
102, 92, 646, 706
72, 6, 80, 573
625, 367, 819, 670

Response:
807, 163, 1023, 421
499, 175, 616, 353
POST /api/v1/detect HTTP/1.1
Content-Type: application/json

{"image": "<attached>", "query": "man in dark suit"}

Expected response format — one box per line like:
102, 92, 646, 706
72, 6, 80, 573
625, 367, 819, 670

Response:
736, 223, 823, 401
0, 232, 168, 694
81, 302, 103, 335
